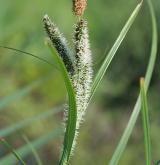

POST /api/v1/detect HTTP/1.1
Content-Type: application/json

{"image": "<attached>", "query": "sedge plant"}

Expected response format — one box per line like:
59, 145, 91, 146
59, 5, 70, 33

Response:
0, 0, 158, 164
42, 0, 144, 164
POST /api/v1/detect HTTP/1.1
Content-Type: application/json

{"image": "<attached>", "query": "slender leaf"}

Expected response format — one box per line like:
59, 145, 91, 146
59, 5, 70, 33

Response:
140, 78, 151, 165
0, 46, 56, 68
0, 76, 48, 111
90, 1, 143, 101
22, 135, 43, 165
109, 0, 158, 164
46, 41, 77, 165
0, 128, 62, 165
0, 107, 62, 137
0, 138, 26, 165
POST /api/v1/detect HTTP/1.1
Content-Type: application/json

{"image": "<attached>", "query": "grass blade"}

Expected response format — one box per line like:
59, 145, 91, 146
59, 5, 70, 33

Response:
144, 0, 158, 90
0, 46, 55, 68
108, 0, 158, 164
140, 78, 151, 165
22, 135, 43, 165
0, 76, 47, 111
90, 1, 143, 101
0, 107, 62, 137
0, 128, 62, 165
46, 41, 77, 164
0, 138, 26, 165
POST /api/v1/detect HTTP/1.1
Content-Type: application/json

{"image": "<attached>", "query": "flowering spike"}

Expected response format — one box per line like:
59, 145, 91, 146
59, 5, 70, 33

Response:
72, 0, 87, 16
43, 14, 74, 74
70, 19, 93, 150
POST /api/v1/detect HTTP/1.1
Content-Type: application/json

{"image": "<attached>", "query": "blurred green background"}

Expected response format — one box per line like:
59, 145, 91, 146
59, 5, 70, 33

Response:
0, 0, 160, 164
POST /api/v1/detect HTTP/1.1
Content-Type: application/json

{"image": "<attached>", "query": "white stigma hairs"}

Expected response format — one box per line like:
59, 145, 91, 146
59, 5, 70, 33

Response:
43, 14, 93, 155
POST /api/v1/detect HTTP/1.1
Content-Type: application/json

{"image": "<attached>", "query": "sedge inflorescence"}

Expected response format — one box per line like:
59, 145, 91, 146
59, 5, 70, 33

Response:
43, 0, 92, 157
43, 15, 74, 74
72, 0, 87, 16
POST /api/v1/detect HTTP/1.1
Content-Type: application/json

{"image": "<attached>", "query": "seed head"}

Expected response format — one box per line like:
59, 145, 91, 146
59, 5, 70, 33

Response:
72, 18, 93, 139
43, 14, 74, 74
72, 0, 87, 16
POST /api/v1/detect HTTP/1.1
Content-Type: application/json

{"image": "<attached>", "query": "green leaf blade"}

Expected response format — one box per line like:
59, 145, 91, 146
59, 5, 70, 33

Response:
140, 78, 151, 165
0, 107, 61, 138
0, 46, 55, 68
0, 128, 62, 165
108, 0, 158, 164
22, 135, 43, 165
46, 41, 77, 165
0, 75, 50, 112
144, 0, 158, 89
90, 1, 143, 101
0, 139, 26, 165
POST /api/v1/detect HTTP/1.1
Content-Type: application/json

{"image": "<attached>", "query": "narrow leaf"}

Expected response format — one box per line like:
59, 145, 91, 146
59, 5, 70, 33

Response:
0, 76, 48, 111
46, 41, 77, 164
0, 138, 26, 165
0, 107, 62, 137
0, 46, 55, 68
109, 0, 158, 164
0, 128, 62, 165
90, 1, 143, 101
22, 135, 43, 165
140, 78, 151, 165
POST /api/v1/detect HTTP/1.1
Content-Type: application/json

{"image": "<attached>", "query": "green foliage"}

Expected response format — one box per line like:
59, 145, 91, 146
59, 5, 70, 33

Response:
0, 128, 62, 165
0, 138, 26, 165
0, 0, 159, 164
90, 2, 142, 102
0, 46, 56, 68
0, 107, 61, 137
0, 77, 43, 111
108, 0, 158, 164
48, 2, 143, 164
140, 78, 151, 165
46, 41, 77, 165
22, 135, 43, 165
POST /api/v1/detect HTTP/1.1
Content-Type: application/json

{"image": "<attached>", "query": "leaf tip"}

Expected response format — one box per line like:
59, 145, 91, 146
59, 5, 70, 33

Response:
140, 77, 145, 86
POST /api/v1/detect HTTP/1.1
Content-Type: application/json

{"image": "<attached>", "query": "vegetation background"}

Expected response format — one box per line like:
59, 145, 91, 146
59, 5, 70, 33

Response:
0, 0, 159, 164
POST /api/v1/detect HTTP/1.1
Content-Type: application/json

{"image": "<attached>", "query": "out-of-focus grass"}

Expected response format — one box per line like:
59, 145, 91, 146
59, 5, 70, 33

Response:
0, 0, 160, 164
